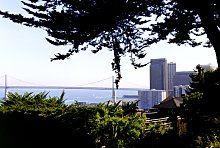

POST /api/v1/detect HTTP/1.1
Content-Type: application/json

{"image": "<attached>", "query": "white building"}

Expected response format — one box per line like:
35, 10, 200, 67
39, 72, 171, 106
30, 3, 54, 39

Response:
200, 63, 217, 71
173, 85, 189, 97
138, 89, 166, 110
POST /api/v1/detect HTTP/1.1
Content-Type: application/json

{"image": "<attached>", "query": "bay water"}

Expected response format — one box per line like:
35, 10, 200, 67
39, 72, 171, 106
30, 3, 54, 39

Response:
0, 88, 138, 104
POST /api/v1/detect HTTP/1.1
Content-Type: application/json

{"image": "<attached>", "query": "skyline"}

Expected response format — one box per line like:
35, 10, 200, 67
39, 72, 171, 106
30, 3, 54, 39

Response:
0, 1, 218, 89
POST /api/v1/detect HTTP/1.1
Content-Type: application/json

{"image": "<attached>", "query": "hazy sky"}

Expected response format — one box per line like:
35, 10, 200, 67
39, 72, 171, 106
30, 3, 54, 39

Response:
0, 1, 218, 88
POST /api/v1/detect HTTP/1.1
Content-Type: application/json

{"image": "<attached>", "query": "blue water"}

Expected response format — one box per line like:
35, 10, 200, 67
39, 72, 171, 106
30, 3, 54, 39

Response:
0, 88, 138, 104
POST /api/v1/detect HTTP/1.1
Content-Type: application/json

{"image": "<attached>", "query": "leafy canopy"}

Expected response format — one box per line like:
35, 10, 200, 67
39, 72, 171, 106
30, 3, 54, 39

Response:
1, 0, 219, 87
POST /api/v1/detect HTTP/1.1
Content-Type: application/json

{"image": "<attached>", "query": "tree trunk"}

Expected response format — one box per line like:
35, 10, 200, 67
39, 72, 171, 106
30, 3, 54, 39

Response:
197, 1, 220, 67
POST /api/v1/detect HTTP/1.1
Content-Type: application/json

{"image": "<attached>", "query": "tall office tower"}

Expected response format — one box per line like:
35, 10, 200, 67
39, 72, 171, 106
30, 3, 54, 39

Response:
150, 58, 168, 93
168, 62, 176, 91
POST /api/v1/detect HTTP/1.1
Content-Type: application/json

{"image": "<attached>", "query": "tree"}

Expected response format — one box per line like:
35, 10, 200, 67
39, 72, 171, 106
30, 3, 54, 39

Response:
0, 0, 219, 87
181, 65, 220, 147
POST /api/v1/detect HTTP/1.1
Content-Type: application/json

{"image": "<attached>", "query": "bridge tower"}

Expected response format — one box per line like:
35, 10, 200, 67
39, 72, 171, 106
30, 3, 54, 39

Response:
112, 76, 116, 104
4, 74, 7, 98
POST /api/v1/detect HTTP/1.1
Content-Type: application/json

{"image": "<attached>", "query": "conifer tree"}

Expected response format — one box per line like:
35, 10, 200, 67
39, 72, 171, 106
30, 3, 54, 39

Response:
0, 0, 219, 87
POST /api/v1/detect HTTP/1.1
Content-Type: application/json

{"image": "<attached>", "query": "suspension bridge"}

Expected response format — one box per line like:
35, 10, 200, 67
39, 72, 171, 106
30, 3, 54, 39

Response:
0, 75, 144, 103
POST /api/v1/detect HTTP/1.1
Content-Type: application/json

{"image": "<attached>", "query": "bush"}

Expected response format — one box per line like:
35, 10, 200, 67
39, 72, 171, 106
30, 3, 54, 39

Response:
0, 92, 175, 148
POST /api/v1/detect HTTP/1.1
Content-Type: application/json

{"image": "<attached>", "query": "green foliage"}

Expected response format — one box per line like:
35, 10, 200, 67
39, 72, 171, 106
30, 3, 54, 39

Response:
0, 91, 67, 117
189, 65, 217, 93
121, 100, 139, 116
79, 101, 145, 147
140, 121, 177, 148
0, 92, 176, 148
181, 92, 203, 118
187, 65, 220, 113
90, 106, 146, 147
181, 65, 220, 147
146, 121, 173, 135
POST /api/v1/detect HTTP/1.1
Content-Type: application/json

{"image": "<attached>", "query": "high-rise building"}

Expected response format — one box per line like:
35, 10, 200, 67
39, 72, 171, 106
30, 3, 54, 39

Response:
168, 62, 176, 92
150, 58, 168, 92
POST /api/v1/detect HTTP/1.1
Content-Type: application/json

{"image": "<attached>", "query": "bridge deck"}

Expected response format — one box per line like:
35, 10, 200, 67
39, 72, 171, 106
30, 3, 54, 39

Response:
0, 86, 141, 91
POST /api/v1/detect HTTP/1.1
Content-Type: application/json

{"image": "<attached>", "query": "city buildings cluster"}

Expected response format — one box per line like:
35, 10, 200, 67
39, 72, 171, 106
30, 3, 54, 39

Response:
77, 59, 215, 109
138, 58, 215, 110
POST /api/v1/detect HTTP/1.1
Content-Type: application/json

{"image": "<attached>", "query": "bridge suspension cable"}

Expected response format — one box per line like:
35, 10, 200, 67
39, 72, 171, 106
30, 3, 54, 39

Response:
0, 75, 6, 84
3, 75, 113, 87
123, 81, 146, 88
76, 76, 112, 87
6, 75, 44, 86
